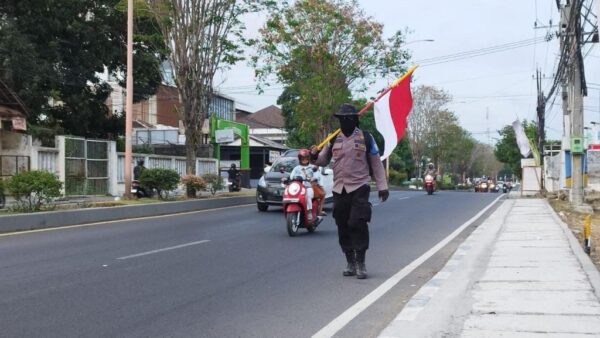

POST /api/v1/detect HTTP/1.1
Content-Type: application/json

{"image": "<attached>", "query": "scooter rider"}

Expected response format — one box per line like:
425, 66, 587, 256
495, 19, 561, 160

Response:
310, 103, 389, 279
133, 159, 146, 180
228, 163, 240, 190
423, 162, 437, 179
290, 149, 317, 222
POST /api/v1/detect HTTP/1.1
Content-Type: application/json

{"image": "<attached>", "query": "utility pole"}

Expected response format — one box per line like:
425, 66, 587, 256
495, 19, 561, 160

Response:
536, 69, 546, 164
536, 69, 546, 190
124, 0, 133, 199
563, 0, 588, 208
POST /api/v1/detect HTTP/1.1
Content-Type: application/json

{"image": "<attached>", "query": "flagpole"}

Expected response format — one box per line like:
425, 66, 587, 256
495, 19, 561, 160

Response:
316, 65, 418, 150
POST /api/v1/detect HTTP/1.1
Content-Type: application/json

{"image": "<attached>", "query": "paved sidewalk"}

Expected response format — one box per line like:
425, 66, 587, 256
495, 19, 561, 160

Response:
379, 196, 600, 337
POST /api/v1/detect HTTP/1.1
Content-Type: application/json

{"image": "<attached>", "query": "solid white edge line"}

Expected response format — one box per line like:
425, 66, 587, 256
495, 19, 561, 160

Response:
311, 194, 504, 338
116, 240, 210, 260
0, 204, 254, 238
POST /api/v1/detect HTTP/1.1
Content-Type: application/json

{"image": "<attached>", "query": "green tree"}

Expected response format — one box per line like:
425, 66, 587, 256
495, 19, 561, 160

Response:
254, 0, 410, 145
406, 85, 452, 177
0, 0, 166, 138
494, 120, 538, 179
146, 0, 260, 197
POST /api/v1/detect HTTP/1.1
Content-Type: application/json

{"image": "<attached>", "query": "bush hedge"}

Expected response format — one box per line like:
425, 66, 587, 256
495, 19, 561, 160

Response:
6, 170, 63, 211
388, 169, 408, 186
181, 175, 206, 197
202, 173, 224, 195
139, 168, 180, 200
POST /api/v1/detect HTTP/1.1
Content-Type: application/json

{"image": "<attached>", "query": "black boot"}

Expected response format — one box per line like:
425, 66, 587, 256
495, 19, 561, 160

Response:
342, 251, 356, 276
356, 250, 367, 279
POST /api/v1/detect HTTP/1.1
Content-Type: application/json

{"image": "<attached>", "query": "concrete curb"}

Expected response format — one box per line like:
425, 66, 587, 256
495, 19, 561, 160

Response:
378, 198, 511, 337
0, 196, 255, 233
546, 199, 600, 302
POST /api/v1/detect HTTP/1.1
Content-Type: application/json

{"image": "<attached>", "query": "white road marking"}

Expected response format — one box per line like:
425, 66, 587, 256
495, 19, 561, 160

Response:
311, 194, 503, 338
117, 240, 210, 260
0, 204, 253, 238
372, 195, 409, 207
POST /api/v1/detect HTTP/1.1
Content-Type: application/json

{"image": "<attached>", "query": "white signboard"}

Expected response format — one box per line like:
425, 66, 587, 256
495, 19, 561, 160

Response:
12, 117, 27, 131
215, 129, 234, 143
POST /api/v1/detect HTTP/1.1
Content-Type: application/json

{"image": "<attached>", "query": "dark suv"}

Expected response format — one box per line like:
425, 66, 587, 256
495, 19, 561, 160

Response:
256, 156, 298, 211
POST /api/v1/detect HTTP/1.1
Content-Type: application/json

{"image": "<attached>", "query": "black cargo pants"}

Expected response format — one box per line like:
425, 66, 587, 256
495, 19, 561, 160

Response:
333, 184, 371, 253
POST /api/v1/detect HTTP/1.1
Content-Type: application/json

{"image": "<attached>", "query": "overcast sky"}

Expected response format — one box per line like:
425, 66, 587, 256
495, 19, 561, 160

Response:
214, 0, 600, 145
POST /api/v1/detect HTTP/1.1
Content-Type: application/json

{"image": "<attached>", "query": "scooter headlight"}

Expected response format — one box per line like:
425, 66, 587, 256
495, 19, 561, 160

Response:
287, 182, 301, 196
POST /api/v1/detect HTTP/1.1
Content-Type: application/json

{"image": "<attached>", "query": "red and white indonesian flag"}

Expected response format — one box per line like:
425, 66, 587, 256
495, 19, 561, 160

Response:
374, 69, 415, 160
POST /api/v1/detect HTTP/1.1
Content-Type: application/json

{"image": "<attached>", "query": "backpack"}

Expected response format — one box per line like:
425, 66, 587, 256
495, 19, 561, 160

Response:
328, 129, 375, 177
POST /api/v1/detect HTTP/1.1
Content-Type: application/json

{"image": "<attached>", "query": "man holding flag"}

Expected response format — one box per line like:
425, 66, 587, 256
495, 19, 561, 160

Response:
310, 103, 389, 279
309, 66, 415, 279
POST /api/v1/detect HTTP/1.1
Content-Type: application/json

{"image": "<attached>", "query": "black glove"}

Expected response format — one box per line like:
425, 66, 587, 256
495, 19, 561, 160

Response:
379, 189, 389, 202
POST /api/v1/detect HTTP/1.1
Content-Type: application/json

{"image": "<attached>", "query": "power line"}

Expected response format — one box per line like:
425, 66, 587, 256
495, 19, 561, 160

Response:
415, 36, 551, 66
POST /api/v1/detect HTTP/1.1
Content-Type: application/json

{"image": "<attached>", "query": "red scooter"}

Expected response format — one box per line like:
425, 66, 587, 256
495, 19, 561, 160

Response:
424, 174, 435, 195
282, 177, 323, 237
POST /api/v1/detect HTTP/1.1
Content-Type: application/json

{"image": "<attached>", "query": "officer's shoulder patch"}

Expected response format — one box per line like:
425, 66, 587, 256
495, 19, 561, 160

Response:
366, 133, 379, 155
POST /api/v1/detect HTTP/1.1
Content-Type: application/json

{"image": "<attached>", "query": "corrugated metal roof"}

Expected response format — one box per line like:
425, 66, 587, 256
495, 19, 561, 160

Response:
0, 79, 28, 117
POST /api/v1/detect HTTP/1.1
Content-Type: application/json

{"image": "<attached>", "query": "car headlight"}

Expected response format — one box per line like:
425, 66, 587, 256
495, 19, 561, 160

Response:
258, 176, 266, 187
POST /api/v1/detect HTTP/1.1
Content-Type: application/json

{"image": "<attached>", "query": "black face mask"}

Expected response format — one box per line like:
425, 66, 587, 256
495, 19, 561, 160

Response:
339, 117, 358, 137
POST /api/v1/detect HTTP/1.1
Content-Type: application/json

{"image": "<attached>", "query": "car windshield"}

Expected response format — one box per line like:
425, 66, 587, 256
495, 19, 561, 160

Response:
270, 157, 298, 173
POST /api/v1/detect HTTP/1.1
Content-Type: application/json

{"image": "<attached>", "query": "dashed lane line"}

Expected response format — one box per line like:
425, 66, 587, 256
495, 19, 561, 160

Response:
117, 240, 211, 260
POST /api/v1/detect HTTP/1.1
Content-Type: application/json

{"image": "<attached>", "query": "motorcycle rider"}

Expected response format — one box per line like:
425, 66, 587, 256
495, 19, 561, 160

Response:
310, 103, 389, 279
227, 163, 240, 191
422, 162, 437, 179
290, 149, 318, 222
133, 159, 148, 197
133, 159, 146, 180
312, 166, 327, 216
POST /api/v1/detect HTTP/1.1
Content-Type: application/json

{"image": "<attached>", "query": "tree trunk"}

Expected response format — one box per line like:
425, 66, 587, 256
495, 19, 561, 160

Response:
185, 113, 198, 198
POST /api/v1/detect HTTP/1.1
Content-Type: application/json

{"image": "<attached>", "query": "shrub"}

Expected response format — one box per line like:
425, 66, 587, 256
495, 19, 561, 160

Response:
388, 169, 408, 186
202, 173, 224, 195
6, 170, 63, 211
181, 175, 206, 197
439, 181, 456, 190
139, 168, 180, 200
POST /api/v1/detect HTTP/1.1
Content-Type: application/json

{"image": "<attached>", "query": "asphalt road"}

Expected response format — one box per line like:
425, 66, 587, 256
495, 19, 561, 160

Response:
0, 190, 501, 338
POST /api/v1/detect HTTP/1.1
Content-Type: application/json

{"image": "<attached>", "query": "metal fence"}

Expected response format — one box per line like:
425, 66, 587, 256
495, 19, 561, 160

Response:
64, 137, 109, 195
117, 154, 218, 182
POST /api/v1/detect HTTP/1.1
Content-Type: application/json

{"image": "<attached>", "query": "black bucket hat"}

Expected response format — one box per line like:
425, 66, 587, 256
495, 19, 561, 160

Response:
334, 103, 359, 117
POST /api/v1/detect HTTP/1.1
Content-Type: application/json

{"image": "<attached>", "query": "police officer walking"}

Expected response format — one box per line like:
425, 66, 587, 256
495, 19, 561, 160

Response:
310, 103, 389, 279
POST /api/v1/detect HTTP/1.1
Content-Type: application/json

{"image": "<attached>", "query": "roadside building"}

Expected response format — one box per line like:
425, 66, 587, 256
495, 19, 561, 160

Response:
0, 79, 30, 176
220, 105, 289, 185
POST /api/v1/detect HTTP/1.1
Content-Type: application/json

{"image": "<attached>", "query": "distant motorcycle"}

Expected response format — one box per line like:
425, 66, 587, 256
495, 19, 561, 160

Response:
282, 176, 323, 237
228, 172, 241, 192
479, 181, 488, 193
131, 180, 152, 198
424, 174, 435, 195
